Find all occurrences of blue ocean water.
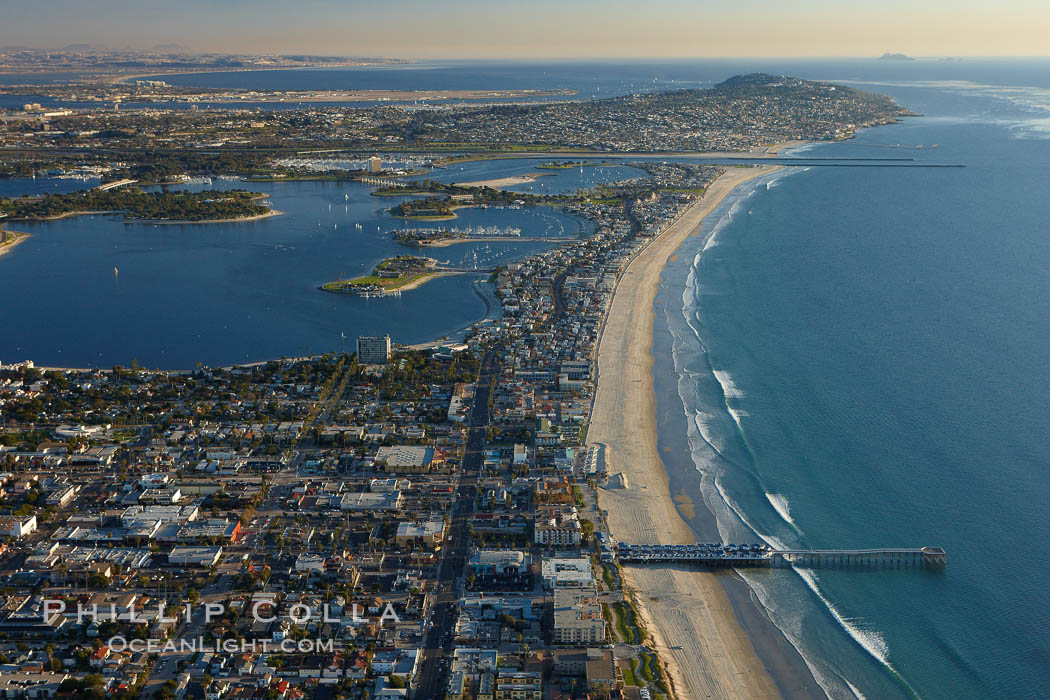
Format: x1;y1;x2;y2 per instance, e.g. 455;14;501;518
656;66;1050;697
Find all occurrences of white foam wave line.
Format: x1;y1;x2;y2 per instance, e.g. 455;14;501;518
737;567;853;700
669;166;908;698
701;198;738;251
711;368;745;399
736;570;840;699
765;492;800;531
695;174;770;253
672;304;868;700
727;406;748;428
845;680;868;700
690;411;726;461
792;567;909;688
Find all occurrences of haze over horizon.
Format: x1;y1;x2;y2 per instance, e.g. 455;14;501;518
1;0;1048;60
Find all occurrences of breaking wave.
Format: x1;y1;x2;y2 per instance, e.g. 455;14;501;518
662;165;912;698
765;492;800;531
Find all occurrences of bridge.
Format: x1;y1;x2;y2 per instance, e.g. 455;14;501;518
614;542;946;570
95;178;138;191
356;176;408;188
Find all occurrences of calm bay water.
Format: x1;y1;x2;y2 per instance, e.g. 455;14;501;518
0;161;627;368
4;59;1050;697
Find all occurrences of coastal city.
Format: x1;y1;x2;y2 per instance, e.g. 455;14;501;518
0;21;998;700
0;153;731;699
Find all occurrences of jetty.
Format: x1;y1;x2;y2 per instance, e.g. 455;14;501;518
614;542;946;570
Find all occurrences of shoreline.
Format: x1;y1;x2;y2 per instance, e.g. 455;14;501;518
591;165;802;699
134;209;283;225
7;208;282;224
321;270;461;295
0;229;31;258
101;61;407;85
434;143;820;166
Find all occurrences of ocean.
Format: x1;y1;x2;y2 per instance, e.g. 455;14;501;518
652;63;1050;698
5;58;1050;697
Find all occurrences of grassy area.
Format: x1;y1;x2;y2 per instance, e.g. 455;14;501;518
623;658;641;686
321;271;438;293
639;652;656;683
110;428;141;443
613;602;635;644
602;563;616;590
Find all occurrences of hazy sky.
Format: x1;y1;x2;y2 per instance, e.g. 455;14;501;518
2;0;1048;59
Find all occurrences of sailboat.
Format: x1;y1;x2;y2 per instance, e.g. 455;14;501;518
113;267;118;278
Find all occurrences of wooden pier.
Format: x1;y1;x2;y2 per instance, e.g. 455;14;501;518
770;547;947;569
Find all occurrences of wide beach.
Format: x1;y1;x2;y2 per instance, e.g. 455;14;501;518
592;165;799;699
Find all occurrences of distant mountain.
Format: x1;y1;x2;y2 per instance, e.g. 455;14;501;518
715;73;791;88
879;53;915;61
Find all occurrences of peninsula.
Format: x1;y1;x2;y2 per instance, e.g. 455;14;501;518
320;255;455;296
0;226;30;258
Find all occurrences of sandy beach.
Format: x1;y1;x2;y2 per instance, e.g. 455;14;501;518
592;166;782;699
453;173;552;189
141;209;284;225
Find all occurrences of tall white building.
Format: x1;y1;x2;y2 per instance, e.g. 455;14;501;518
357;335;391;364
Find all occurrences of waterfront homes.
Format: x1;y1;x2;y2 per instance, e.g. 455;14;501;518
534;507;582;547
541;557;594;589
551;588;606;645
